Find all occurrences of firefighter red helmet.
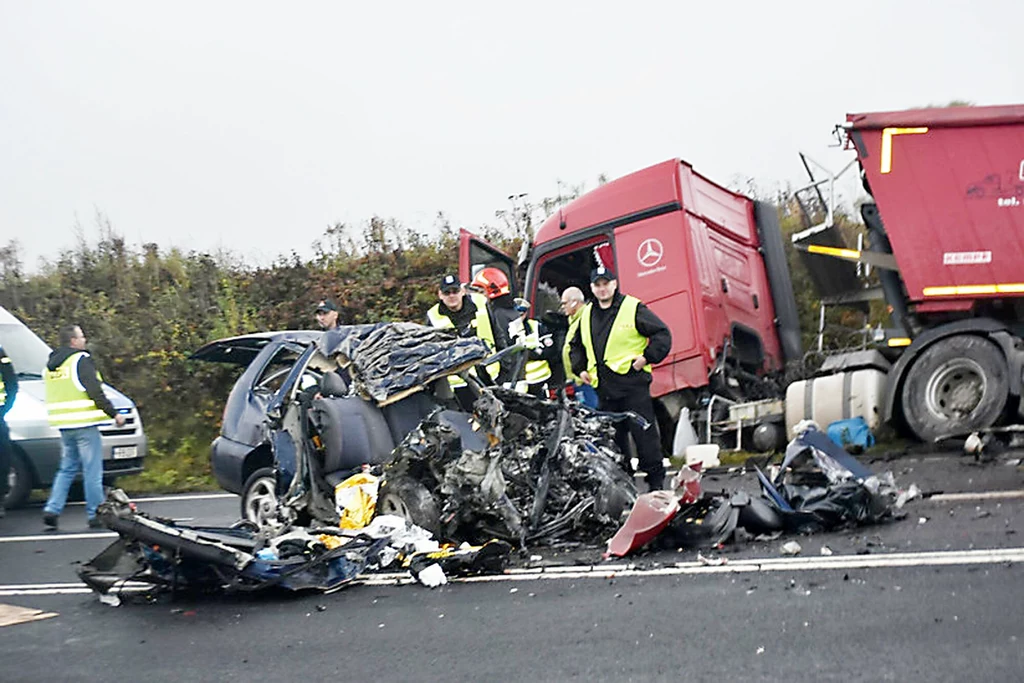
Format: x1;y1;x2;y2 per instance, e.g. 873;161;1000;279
471;267;511;299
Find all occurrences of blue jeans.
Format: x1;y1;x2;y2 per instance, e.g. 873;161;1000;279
44;426;104;519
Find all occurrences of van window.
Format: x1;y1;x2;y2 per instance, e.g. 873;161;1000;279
0;320;52;378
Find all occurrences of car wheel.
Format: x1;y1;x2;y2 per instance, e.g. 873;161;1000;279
240;467;278;528
377;476;440;537
901;335;1009;442
4;451;32;509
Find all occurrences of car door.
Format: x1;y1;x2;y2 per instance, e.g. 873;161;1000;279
190;333;319;448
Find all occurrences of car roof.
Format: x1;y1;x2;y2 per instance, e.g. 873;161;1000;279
189;330;322;365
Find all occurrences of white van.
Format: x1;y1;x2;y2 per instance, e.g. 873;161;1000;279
1;307;147;507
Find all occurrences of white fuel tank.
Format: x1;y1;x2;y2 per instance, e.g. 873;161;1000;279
785;368;888;437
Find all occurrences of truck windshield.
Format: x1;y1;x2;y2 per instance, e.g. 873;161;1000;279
0;321;53;378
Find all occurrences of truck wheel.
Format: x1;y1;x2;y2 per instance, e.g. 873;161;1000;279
4;451;33;509
240;467;278;528
901;336;1008;442
377;476;440;537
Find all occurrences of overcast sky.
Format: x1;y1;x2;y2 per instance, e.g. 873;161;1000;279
1;1;1021;270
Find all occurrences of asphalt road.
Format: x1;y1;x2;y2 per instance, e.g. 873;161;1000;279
1;450;1022;682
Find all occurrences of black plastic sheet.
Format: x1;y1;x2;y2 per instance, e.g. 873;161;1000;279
326;323;490;402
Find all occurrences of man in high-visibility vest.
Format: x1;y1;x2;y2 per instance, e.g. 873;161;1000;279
0;344;18;517
558;286;598;408
42;325;125;530
425;274;498;408
513;305;553;397
568;267;672;490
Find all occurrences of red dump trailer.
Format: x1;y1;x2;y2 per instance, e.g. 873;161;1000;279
806;104;1024;442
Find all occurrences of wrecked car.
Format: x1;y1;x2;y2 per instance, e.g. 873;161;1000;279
380;386;638;546
79;322;642;600
263;322;639;548
79;490;514;600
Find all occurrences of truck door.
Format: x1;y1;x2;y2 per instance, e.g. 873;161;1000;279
613;212;707;394
458;229;517;296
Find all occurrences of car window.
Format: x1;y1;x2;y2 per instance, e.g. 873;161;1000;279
254;347;304;394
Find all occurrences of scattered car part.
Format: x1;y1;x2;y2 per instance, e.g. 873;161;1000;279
606;491;679;557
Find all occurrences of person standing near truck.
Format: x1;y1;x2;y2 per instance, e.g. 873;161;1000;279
558;286;599;408
470;267;522;386
569;267;672;490
426;273;498;406
513;301;553;396
0;345;18;518
42;325;125;530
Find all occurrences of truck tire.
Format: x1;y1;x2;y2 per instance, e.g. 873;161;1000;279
901;335;1009;442
4;451;33;509
377;476;440;537
240;467;278;528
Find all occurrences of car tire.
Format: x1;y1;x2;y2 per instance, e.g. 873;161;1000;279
901;335;1009;442
377;476;441;537
4;451;33;509
240;467;278;528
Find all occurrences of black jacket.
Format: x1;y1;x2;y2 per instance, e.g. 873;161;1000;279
46;347;118;419
426;295;480;338
0;345;17;417
568;292;672;399
487;294;524;384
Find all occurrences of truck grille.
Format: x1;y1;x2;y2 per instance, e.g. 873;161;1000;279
100;413;140;437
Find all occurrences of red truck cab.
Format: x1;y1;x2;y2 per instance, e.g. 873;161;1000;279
461;159;801;444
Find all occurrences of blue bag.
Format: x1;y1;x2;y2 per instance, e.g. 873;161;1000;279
826;417;875;452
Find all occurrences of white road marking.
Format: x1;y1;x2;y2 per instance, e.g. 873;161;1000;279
0;532;117;543
61;493;236;507
928;490;1024;503
1;547;1020;596
364;547;1024;585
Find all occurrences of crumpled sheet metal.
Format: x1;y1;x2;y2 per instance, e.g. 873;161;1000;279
327;323;490;403
387;389;637;547
77;492;512;601
78;493;381;598
757;426;904;532
606;491;679;557
609;425;913;556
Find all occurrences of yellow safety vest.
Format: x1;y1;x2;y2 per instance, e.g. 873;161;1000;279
579;295;651;390
562;307;584;384
426;293;499;385
523;319;552;386
44;352;112;428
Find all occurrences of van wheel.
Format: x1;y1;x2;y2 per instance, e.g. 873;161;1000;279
240;468;278;528
901;335;1009;442
377;476;440;537
4;452;32;509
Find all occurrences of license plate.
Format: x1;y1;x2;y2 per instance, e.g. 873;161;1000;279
112;446;138;460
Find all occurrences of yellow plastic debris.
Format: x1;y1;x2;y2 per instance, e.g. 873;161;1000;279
334;472;380;530
317;534;346;550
